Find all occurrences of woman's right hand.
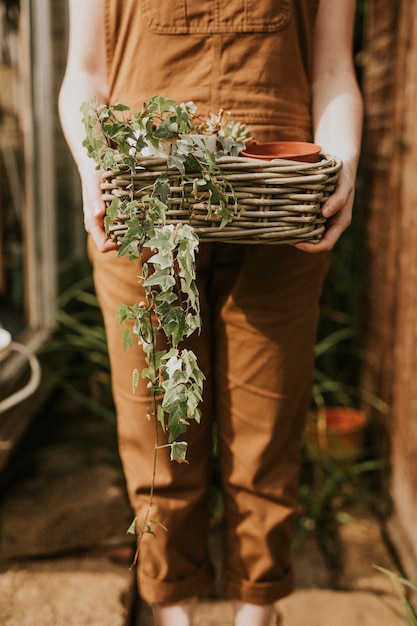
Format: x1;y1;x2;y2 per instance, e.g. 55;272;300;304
58;0;112;252
81;170;119;252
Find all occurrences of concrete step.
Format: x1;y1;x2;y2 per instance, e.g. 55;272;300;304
0;392;409;626
0;557;134;626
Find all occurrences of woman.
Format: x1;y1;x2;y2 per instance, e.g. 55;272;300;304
59;2;362;624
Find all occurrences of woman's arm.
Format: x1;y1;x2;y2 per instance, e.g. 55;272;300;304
296;0;363;253
59;0;117;252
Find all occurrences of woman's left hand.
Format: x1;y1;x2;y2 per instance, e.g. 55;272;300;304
295;164;355;253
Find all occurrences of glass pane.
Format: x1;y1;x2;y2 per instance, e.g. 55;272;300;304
0;0;25;335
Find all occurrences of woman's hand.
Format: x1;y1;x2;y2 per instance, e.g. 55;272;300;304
81;170;119;252
295;163;355;253
58;0;112;252
297;0;363;254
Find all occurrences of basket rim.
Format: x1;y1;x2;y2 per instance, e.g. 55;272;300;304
100;153;342;179
101;152;342;245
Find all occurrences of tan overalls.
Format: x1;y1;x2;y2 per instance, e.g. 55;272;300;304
90;0;329;606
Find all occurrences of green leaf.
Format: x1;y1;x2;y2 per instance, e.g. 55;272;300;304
375;566;417;624
143;271;176;291
170;441;188;463
160;308;187;346
163;353;182;377
152;290;177;306
182;349;205;385
154;175;171;205
145;226;176;253
126;518;137;535
144;524;157;538
132;368;139;393
149;251;174;271
168;153;187;175
111;102;131;112
162;382;187;409
157;404;166;431
154;122;177;139
148;95;178;114
375;566;417;594
167;413;188;443
149;519;168;532
121;327;133;350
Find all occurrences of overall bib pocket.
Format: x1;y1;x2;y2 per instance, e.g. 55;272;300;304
141;0;291;34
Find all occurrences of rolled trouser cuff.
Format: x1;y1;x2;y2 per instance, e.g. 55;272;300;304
138;560;216;605
222;566;294;605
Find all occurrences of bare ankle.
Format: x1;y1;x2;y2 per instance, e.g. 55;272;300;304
152;596;198;626
233;600;274;626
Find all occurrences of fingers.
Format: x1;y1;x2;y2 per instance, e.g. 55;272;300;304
296;166;355;254
81;170;119;253
295;214;348;253
87;218;120;252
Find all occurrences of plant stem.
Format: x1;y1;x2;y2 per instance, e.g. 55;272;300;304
131;289;162;567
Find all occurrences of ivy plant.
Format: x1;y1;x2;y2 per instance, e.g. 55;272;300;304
81;96;251;557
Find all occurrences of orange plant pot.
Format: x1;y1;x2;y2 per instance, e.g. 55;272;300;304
241;141;322;163
306;407;368;460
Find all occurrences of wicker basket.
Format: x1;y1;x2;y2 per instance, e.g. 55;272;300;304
101;153;342;245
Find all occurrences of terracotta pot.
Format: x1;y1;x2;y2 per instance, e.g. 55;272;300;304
241;141;322;163
306;407;368;460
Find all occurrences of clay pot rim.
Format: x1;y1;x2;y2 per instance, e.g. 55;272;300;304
241;141;322;163
317;407;368;433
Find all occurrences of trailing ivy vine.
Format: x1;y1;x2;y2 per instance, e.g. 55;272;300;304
81;96;251;557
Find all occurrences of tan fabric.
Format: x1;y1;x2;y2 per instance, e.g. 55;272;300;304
105;0;319;141
89;239;329;605
94;0;328;606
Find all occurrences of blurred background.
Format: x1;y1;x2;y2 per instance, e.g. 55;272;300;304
1;1;417;622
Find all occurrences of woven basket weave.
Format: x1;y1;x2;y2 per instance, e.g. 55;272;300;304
101;153;342;245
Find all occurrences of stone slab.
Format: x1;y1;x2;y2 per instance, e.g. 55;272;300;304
138;589;405;626
386;513;417;608
0;461;134;560
292;534;332;589
0;557;134;626
276;589;404;626
336;508;402;595
194;600;234;625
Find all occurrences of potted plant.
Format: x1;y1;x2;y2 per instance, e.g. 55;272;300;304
306;317;389;462
82;96;253;553
306;405;368;461
81;95;341;555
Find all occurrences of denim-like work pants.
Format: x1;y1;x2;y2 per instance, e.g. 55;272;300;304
89;237;328;605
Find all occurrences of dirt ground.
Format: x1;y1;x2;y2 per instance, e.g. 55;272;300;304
0;390;409;625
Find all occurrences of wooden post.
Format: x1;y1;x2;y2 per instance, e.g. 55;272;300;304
362;0;417;573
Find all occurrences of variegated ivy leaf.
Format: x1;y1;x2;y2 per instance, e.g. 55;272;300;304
170;441;188;463
132;368;139;393
126;518;137;535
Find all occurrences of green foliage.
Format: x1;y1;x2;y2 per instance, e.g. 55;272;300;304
312;166;388;416
81;100;136;171
115;218;204;454
375;566;417;625
81;95;253;466
313;322;388;414
82;96;247;228
297;445;388;570
81;96;249;162
39;275;115;424
81;96;252;553
302;180;390;570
